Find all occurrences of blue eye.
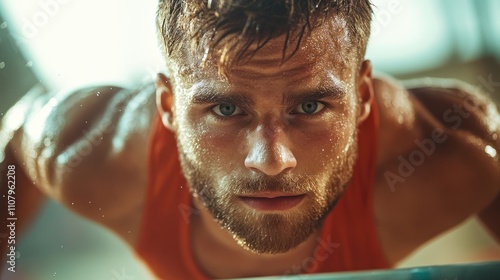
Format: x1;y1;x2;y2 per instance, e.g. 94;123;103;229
212;103;242;116
296;101;324;114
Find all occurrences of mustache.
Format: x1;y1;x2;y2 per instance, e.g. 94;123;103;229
231;173;317;195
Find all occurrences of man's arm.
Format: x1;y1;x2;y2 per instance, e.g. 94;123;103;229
479;194;500;244
1;134;46;268
407;80;500;241
373;78;500;264
1;83;156;246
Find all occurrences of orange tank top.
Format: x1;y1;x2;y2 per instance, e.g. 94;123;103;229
135;98;391;279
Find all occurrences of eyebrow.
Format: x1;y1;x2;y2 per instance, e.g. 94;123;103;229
284;86;347;105
190;85;346;106
191;90;254;107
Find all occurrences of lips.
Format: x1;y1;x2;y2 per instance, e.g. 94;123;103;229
239;193;306;211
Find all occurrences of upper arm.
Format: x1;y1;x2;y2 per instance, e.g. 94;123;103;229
373;78;500;263
408;80;500;193
8;83;157;244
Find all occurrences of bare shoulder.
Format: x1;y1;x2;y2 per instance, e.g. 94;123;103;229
8;82;157;246
372;76;500;264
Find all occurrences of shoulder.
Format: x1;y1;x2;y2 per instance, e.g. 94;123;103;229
19;82;157;245
403;78;500;189
374;76;499;183
372;76;500;264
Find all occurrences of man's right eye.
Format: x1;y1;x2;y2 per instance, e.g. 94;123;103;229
212;103;243;117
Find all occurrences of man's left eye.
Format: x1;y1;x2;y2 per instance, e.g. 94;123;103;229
295;101;325;114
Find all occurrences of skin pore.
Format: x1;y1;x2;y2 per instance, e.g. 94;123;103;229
156;18;375;277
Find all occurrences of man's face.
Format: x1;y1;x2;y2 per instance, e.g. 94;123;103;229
168;19;362;254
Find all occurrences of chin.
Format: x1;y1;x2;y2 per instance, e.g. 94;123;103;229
215;195;339;255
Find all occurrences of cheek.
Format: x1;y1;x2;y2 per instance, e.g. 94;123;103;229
174;108;207;162
178;114;242;169
293;112;357;170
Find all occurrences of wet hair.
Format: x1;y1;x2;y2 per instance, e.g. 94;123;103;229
157;0;372;76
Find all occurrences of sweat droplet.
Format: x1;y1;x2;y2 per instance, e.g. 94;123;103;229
26;61;33;67
493;133;498;141
0;62;5;69
485;145;497;158
0;22;7;29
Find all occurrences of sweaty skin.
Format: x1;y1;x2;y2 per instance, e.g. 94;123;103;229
1;17;499;279
173;22;361;257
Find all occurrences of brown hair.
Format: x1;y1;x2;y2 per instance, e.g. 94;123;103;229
157;0;372;76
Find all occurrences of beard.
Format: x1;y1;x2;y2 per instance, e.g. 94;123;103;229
176;130;358;254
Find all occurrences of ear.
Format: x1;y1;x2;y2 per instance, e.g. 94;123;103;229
356;60;374;124
155;73;176;131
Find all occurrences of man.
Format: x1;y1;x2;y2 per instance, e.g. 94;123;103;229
1;0;499;279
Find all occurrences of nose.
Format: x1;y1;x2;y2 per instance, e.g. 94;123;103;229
244;124;297;176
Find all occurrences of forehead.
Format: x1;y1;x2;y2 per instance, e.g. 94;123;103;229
174;18;357;94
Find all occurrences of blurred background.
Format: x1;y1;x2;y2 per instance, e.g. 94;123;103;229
0;0;499;279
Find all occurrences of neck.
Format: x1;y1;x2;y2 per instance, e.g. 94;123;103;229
190;198;322;278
